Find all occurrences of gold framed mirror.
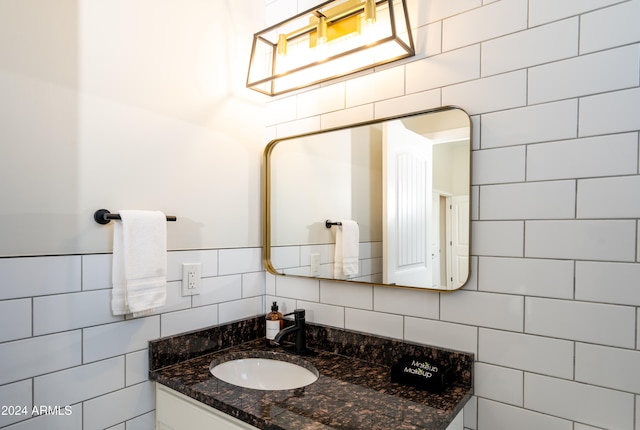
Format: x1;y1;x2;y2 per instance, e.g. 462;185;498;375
263;106;471;291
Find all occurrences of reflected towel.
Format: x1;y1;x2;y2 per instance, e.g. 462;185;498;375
334;220;359;278
111;210;167;317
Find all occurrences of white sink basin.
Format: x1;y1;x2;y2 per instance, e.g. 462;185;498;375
210;353;318;390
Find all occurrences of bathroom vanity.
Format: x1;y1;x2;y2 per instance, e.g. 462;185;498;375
149;317;473;430
156;384;463;430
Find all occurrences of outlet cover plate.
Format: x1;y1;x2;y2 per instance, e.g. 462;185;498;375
181;263;201;296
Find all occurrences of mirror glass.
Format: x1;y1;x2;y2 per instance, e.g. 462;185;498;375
263;107;471;290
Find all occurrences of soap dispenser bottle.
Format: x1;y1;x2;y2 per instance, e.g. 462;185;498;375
265;301;284;347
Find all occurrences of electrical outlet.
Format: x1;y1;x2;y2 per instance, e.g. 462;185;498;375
181;263;201;296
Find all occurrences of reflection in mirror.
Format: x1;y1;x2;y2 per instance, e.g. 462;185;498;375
263;107;471;290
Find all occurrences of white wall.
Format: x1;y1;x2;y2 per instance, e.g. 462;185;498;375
265;1;640;429
0;0;266;256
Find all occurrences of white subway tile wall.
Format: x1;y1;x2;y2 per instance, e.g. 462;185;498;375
264;1;640;430
0;249;265;429
2;1;639;430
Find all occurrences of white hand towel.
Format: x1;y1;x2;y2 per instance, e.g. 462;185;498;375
334;220;359;279
111;210;167;317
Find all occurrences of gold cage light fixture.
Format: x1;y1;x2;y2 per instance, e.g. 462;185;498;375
247;0;415;96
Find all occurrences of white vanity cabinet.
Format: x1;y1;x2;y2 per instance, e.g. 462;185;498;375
156;384;463;430
446;410;463;430
156;385;259;430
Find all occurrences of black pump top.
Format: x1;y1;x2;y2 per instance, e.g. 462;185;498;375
271;301;278;312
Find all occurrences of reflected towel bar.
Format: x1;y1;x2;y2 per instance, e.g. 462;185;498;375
94;209;177;225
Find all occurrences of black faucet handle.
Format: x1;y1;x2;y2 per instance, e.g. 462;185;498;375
283;309;305;319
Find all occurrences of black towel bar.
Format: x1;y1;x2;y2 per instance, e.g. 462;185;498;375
325;219;342;228
94;209;177;225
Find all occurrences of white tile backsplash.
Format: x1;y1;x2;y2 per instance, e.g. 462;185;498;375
580;0;640;53
11;404;82;430
320;280;373;310
480;100;578;149
443;70;527;115
4;405;83;430
160;304;218;337
0;299;31;342
167;249;218;279
404;317;478;354
411;21;443;58
275;115;321;138
526;133;638;181
83;316;160;363
478;257;574;299
637;224;640;264
296;82;345;119
125;349;149;386
411;0;482;26
479;329;574;378
82;254;113;290
123;412;155;430
374;88;441;119
373;285;440;319
345;308;404;339
33;289;122;336
346;67;405;108
528;0;629;27
528;44;640;104
242;271;266;298
218;247;262;276
192;274;242;307
576;261;640;305
524;373;634;429
0;255;81;300
474;362;523;406
525;220;636;261
82;382;154;430
34;356;125;408
296;300;345;328
441;290;524;331
0;331;82;385
266;95;297;126
218;296;263;324
0;380;32;428
478;398;572;430
471;221;524;257
574;424;604;430
579;87;640;136
158;280;192;313
472;146;526;185
442;0;528;51
320;103;373;129
274;275;320;302
577;175;640;218
479;181;576;220
525;297;636;348
405;45;480;94
481;18;578;77
575;343;640;394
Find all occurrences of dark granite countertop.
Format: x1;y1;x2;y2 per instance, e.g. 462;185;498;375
149;317;473;430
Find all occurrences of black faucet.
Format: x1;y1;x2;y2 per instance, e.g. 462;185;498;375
273;309;310;355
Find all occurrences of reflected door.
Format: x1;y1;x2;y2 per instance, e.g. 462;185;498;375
382;120;433;287
451;195;469;289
